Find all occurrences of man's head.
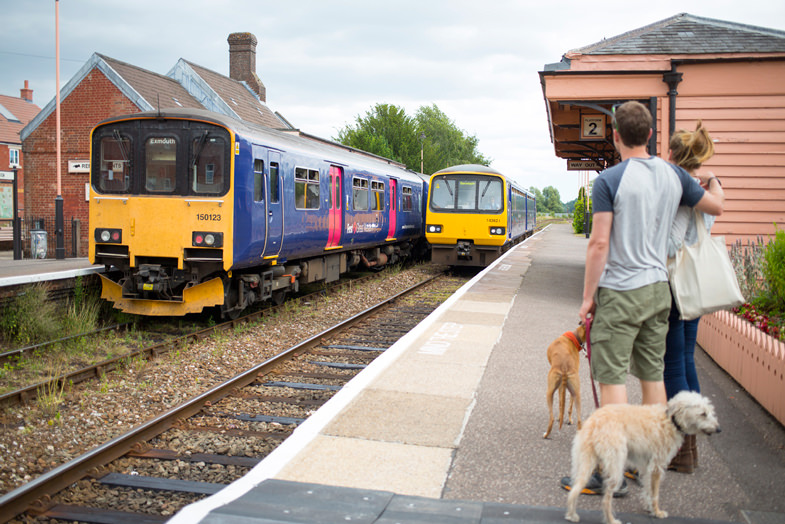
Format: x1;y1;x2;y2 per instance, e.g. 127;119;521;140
612;101;652;148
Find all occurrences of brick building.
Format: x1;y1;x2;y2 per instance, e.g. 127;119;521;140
0;81;40;240
21;32;285;257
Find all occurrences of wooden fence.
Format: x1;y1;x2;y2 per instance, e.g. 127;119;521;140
697;310;785;426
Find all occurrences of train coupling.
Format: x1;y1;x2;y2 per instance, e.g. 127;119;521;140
136;264;170;295
456;240;474;260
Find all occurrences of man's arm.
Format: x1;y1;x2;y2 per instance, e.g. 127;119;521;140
579;211;612;323
693;173;724;216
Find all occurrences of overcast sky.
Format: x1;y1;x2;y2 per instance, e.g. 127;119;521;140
2;0;784;201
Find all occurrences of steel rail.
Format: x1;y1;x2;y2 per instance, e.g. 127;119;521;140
0;274;440;523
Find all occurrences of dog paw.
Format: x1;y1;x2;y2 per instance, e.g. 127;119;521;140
653;510;668;519
564;511;580;522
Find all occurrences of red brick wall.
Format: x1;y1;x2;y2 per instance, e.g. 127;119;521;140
23;68;140;257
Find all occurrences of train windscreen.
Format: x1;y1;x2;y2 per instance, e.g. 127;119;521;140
92;120;231;197
430;174;502;213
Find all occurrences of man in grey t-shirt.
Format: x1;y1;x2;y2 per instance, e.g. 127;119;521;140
579;101;724;407
561;101;724;498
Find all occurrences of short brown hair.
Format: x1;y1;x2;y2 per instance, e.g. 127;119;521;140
669;121;715;171
613;101;652;147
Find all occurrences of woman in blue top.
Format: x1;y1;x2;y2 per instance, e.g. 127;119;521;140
665;120;719;473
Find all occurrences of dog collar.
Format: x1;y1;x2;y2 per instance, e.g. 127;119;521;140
670;415;686;434
563;331;582;349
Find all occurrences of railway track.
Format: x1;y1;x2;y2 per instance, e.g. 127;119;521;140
0;269;422;410
0;271;469;523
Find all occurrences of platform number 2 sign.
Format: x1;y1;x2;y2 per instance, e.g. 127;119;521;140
580;115;605;140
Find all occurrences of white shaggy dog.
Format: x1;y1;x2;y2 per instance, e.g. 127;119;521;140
565;391;721;524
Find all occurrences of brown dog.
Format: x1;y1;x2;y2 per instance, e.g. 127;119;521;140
543;324;585;439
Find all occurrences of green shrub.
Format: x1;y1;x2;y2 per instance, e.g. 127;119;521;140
763;226;785;311
0;283;60;345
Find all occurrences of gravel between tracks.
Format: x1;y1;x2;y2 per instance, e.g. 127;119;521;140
0;264;446;496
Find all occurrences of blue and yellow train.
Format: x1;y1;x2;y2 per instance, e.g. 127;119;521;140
425;164;536;266
89;108;429;317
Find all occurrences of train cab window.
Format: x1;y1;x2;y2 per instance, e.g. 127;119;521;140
371;181;385;211
191;135;226;194
401;186;414;211
430;175;502;213
295;167;320;209
145;137;177;193
97;135;131;193
270;162;280;204
352;177;369;210
253;159;264;202
478;179;503;212
431;178;457;210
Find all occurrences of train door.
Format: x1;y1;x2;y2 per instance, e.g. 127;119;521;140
251;157;268;258
326;165;343;249
263;151;283;257
387;178;397;240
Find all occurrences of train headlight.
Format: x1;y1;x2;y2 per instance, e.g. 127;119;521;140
94;228;122;243
489;227;506;235
192;231;223;248
427;224;443;233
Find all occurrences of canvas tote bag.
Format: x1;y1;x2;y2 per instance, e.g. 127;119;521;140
669;210;744;320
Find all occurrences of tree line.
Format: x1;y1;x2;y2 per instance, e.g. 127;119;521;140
334;103;589;228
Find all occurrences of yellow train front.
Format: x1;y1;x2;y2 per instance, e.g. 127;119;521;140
425;164;536;266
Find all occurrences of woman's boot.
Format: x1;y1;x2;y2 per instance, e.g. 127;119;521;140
668;435;695;473
689;434;698;468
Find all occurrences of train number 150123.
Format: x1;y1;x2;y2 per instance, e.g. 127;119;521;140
197;213;221;221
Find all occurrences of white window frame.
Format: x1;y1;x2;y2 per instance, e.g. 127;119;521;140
9;148;20;168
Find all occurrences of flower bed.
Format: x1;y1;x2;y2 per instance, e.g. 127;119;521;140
697;310;785;426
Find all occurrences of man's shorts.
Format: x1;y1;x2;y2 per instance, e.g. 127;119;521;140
589;282;671;384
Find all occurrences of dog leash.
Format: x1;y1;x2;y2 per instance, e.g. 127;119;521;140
584;315;600;409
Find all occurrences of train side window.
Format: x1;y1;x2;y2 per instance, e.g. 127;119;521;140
401;186;413;211
191;136;226;194
145;136;177;193
295;167;320;209
371;180;385;211
97;135;132;193
352;177;369;210
270;162;280;204
253;159;264;202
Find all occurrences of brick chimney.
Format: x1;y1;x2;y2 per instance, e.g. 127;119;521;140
20;80;33;102
228;32;266;102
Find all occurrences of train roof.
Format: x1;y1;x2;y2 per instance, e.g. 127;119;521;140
94;108;427;185
432;164;503;176
431;164;533;197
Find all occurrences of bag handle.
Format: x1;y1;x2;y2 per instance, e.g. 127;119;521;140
693;209;708;243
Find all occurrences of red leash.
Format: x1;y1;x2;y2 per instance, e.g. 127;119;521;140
584;315;600;408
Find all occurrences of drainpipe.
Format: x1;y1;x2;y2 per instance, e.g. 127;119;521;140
662;63;683;140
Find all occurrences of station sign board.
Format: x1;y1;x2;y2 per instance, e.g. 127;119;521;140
580;114;605;140
567;160;602;171
0;170;14;181
68;160;90;173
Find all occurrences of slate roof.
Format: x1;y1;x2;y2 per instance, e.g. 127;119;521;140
98;54;204;111
0;94;40;145
575;13;785;55
176;60;284;128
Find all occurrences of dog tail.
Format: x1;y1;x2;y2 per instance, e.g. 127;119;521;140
558;377;567;429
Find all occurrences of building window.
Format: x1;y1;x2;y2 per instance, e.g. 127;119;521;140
9;148;19;168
